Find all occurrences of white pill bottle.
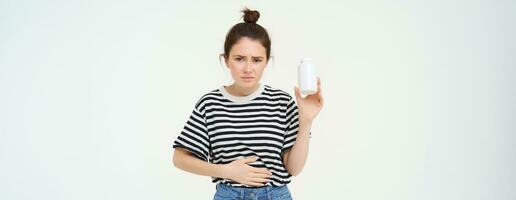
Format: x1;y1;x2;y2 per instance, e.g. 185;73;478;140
298;57;317;96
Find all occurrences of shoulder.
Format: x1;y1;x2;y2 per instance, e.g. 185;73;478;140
193;88;226;110
263;85;294;102
263;85;298;111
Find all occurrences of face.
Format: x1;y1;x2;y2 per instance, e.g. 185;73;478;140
224;37;268;89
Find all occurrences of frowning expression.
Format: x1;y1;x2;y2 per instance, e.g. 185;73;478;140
224;37;268;89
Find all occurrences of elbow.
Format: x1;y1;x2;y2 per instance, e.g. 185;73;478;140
286;166;303;177
172;149;181;168
172;148;193;169
289;169;302;177
284;157;303;176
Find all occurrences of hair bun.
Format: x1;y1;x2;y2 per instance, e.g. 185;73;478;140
242;8;260;23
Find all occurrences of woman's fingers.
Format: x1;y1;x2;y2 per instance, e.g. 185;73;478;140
315;77;322;95
251;167;272;175
316;77;324;105
252;171;273;179
240;156;259;163
252;177;270;184
244;175;270;186
318;86;324;106
240;168;272;187
245;181;265;187
244;177;270;187
319;90;324;106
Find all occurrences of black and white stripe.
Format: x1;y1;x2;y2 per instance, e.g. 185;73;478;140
172;84;309;187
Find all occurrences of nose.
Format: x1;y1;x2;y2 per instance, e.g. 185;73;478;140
243;60;253;73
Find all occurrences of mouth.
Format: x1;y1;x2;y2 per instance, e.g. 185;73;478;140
241;77;255;81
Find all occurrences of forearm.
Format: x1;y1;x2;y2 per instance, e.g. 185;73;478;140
284;118;312;176
173;149;227;179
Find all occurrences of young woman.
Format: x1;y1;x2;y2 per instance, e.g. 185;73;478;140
172;8;324;200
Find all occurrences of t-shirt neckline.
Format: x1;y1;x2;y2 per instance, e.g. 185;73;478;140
219;83;265;103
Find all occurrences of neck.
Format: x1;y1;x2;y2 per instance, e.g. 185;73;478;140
226;83;260;96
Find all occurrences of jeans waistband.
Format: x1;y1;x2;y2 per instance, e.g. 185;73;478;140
215;182;290;197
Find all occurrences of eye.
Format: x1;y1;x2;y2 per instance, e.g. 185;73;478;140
253;59;262;63
234;57;244;62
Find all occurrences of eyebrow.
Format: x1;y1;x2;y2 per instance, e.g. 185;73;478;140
232;55;265;59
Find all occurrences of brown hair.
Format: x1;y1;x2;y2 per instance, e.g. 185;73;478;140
222;8;271;61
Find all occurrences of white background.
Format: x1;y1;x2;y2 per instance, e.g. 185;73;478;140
1;0;515;199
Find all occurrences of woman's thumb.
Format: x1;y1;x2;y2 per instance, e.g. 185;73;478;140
242;156;258;163
294;86;302;101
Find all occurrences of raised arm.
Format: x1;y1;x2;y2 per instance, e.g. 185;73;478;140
283;77;324;176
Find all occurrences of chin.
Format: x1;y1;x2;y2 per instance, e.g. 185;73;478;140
238;81;258;88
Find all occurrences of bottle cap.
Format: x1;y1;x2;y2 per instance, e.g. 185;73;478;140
301;57;312;63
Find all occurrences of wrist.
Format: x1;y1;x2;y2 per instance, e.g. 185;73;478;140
298;118;313;136
299;117;313;127
299;115;314;123
212;163;230;179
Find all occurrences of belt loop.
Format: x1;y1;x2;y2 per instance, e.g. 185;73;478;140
267;185;272;200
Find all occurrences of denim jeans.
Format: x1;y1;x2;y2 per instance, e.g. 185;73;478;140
213;183;293;200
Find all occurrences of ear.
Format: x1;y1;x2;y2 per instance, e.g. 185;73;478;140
266;56;274;68
219;54;229;68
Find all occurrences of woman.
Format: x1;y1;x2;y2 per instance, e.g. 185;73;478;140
172;8;324;200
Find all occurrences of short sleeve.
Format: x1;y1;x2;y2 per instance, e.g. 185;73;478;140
282;98;311;153
172;103;211;162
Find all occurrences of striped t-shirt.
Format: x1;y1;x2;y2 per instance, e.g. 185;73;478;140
172;83;310;187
